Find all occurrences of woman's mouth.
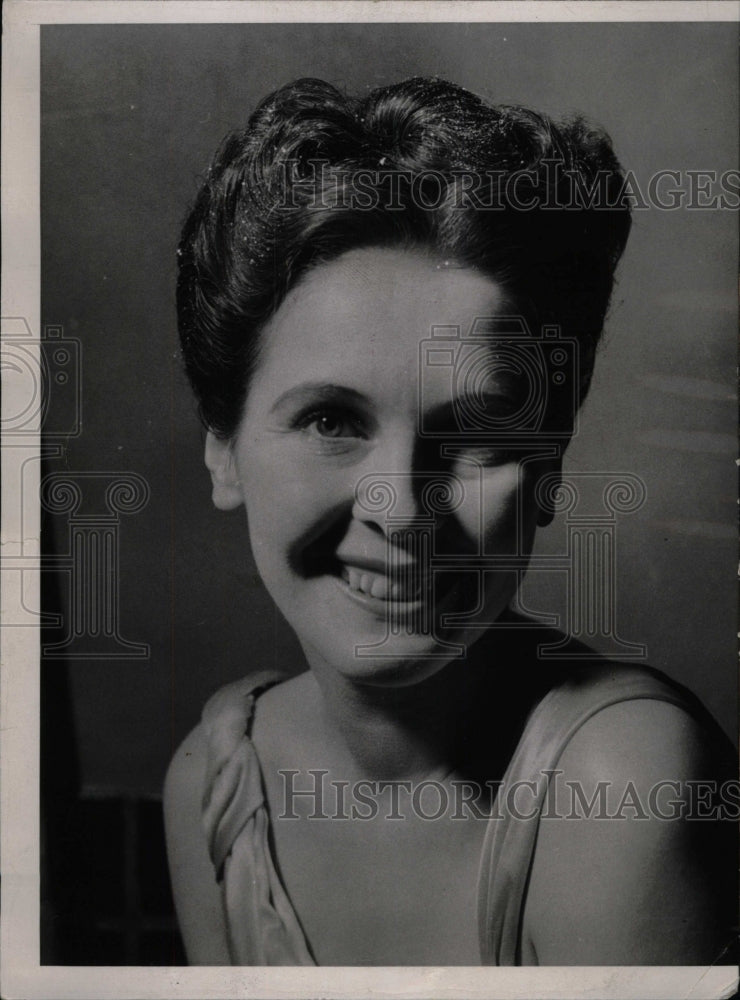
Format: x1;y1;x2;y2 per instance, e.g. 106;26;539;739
330;558;462;629
340;564;428;601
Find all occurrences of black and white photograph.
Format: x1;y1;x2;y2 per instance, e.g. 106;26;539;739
1;2;738;998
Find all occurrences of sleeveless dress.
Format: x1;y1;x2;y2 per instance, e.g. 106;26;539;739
199;662;724;966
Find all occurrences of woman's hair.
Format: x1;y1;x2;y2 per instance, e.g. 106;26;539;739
177;77;631;439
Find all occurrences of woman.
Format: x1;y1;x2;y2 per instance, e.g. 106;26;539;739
164;77;735;966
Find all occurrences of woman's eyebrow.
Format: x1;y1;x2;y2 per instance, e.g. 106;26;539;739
269;382;370;414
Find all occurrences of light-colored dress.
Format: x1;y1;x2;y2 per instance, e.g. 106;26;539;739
200;663;718;965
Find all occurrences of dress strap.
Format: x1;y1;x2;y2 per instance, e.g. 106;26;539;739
476;664;710;965
200;670;316;965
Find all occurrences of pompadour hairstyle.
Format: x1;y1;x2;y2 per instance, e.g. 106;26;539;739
177;77;631;439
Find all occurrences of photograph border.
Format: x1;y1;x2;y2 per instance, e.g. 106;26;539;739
2;2;738;998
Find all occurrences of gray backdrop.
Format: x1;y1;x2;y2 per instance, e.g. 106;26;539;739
41;22;737;797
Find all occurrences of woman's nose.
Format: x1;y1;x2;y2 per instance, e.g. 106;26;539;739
350;437;459;535
349;434;418;533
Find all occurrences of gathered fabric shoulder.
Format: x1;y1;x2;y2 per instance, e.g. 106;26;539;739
200;670;316;965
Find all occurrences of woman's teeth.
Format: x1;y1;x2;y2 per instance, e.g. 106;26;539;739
341;565;422;601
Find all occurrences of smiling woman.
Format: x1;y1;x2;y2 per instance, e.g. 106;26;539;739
205;248;538;685
163;77;735;967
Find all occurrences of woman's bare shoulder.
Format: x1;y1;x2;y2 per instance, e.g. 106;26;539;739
163;723;231;964
522;695;736;964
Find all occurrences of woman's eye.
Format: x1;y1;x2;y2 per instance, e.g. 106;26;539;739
298;409;363;441
311;413;352;438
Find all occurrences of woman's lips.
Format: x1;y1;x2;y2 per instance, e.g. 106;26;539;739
340;564;428;601
333;573;428;623
332;563;462;634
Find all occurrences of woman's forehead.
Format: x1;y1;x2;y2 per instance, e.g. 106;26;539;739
243;247;516;414
267;246;506;346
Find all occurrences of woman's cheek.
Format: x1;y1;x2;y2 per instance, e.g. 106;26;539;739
240;440;320;513
461;466;521;555
450;477;483;550
246;461;351;568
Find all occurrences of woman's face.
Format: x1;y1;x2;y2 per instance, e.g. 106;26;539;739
208;247;553;687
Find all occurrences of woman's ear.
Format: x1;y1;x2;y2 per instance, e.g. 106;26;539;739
204;431;244;511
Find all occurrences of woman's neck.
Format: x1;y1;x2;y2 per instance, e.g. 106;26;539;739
298;646;496;783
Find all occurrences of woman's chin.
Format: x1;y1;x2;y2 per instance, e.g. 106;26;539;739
302;638;466;689
288;572;511;689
